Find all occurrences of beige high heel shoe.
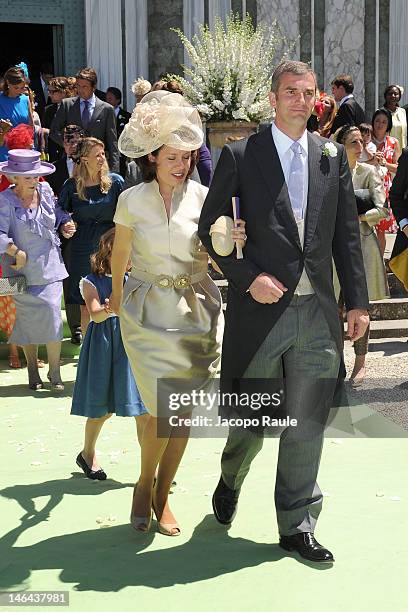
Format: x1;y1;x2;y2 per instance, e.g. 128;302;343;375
152;499;181;537
130;486;152;533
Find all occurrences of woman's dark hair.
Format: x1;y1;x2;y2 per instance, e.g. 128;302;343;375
3;67;26;94
334;124;360;145
383;84;402;103
136;147;199;182
372;108;392;134
90;227;116;276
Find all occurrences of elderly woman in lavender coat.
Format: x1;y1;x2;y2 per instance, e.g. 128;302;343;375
0;149;75;390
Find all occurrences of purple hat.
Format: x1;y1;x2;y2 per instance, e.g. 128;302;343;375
0;149;55;176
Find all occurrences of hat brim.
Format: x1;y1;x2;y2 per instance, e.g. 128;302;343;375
0;160;56;177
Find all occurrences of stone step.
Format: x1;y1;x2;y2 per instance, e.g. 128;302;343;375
370;298;408;321
368;320;408;339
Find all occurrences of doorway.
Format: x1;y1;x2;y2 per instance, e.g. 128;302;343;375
0;22;64;80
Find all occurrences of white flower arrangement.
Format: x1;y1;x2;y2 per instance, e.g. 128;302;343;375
322;142;338;158
171;13;293;123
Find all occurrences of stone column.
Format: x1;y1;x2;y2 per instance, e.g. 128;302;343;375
324;0;365;108
148;0;184;82
257;0;300;63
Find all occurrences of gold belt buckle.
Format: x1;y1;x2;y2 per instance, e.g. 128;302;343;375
155;274;173;288
174;273;191;289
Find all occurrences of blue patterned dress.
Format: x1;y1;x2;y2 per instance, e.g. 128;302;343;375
71;273;147;417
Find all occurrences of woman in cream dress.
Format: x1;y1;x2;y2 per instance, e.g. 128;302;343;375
335;125;389;386
110;92;227;536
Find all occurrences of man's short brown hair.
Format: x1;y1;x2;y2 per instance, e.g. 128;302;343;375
331;74;354;94
76;67;97;88
271;60;317;93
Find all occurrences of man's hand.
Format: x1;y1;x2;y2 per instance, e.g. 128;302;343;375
10;250;27;271
346;309;369;341
403;226;408;239
248;273;288;304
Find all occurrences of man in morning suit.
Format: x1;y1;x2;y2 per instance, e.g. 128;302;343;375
30;61;54;124
49;67;119;172
198;61;369;563
329;73;365;135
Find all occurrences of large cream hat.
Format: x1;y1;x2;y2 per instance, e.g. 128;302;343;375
118;91;204;158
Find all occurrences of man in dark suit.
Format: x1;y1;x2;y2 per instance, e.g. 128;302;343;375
30;61;54;124
329;74;365;135
49;67;119;172
48;125;85;345
43;77;72;161
198;60;369;563
105;86;131;176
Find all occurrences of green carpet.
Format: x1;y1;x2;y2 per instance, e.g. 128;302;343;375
1;359;407;612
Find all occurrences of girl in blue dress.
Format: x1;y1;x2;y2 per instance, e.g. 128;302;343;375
71;228;148;480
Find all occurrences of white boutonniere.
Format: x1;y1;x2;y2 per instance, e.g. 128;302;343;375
322;142;338;158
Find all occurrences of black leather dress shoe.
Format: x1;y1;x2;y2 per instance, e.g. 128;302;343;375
212;476;240;524
71;330;83;345
279;532;334;563
76;452;107;480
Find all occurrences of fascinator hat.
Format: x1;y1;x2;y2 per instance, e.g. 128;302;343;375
118;91;204;158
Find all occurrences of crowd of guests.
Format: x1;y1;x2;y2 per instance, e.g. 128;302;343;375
0;63;406;385
306;72;408;384
0;62;214;369
1;59;408;545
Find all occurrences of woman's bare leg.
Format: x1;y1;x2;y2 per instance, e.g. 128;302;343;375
153;414;191;532
131;415;170;524
135;413;150;447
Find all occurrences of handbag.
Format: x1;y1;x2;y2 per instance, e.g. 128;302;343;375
0;275;27;296
354;189;389;225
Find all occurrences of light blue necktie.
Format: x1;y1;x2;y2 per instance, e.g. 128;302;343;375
82;100;91;129
288;141;305;220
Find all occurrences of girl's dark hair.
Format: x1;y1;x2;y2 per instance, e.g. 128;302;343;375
136;147;199;182
335;124;361;145
90;227;115;276
358;123;373;136
372;108;393;133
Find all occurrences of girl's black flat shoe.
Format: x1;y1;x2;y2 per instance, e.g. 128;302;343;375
76;452;107;480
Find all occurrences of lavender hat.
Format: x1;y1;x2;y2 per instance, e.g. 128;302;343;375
0;149;55;176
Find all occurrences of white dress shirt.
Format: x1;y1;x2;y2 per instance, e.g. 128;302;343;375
66;157;74;177
271;122;314;295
